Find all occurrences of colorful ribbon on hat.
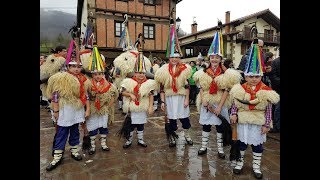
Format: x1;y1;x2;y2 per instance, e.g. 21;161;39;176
208;31;223;57
166;23;179;58
118;25;133;51
88;46;105;72
66;40;74;65
245;44;265;75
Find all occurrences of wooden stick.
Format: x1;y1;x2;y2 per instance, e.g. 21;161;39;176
231;123;237;141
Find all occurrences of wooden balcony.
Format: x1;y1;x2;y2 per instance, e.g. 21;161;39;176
236;28;280;45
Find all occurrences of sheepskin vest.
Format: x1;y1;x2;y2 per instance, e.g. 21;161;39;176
193;68;242;111
46;72;91;110
121;78;158;113
154;63;192;97
89;80;118;115
229;82;280;125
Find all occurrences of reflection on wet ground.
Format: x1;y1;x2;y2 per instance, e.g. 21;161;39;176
40;105;280;179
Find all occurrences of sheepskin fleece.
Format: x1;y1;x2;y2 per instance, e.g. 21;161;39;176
121;78;158;113
193;69;241;112
152;64;160;74
229;84;280;125
40;54;66;98
113;76;125;90
79;50;92;72
113;50;152;76
215;69;242;90
40;54;66;81
154;63;192;96
46;72;84;110
89;83;118;124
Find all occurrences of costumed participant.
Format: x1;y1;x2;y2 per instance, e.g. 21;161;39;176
154;17;193;147
193;21;242;157
151;57;162;111
45;42;91;171
40;46;67;108
86;46;118;155
113;14;153;111
120;35;158;148
229;38;280;179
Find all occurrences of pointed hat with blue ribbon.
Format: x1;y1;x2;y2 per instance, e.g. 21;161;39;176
208;21;224;58
244;38;265;76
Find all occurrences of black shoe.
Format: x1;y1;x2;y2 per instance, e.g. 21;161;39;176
123;142;132;149
102;146;110;151
253;170;263;179
89;149;96;155
169;142;176;147
46;159;62;171
137;142;147;147
198;148;207;155
233;168;242;174
218;152;226;159
71;153;82;161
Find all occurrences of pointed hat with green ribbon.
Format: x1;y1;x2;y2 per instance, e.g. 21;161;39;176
88;45;105;73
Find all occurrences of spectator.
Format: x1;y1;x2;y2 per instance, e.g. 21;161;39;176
269;55;280;133
188;61;197;105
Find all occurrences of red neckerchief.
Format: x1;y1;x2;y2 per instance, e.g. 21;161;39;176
168;63;187;93
242;81;272;110
91;78;112;110
132;76;148;105
68;71;87;105
205;66;222;94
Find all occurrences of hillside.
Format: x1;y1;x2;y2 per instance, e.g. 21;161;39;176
40;8;76;41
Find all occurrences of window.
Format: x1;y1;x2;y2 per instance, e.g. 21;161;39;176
264;29;274;42
117;0;128;2
185;48;194;57
143;24;155;39
144;0;155;5
115;21;125;37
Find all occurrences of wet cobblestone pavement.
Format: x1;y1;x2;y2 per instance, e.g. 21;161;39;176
40;105;280;180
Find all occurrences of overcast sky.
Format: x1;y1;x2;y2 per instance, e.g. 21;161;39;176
40;0;280;33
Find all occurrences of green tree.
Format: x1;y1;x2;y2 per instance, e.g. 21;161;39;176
56;33;64;45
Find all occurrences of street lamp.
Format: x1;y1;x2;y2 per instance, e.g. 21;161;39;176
176;17;181;33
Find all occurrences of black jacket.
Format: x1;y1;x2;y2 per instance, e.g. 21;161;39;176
237;48;251;71
269;57;280;94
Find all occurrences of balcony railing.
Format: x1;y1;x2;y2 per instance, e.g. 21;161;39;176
236;29;280;44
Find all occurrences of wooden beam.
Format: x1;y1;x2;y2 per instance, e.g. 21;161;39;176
95;12;170;25
94;7;170;20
